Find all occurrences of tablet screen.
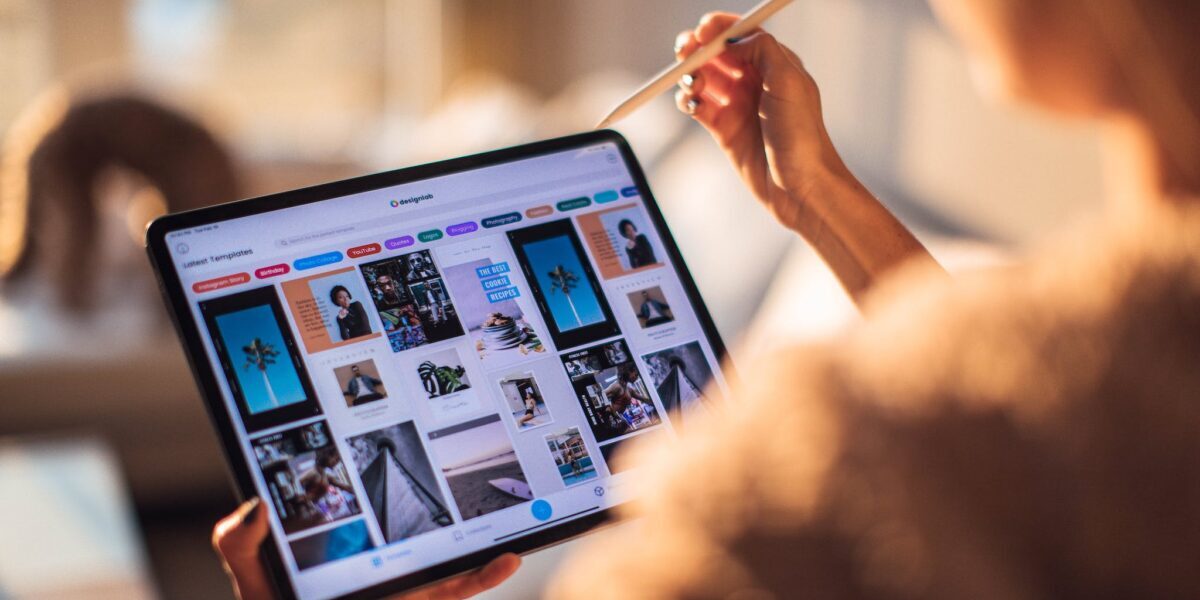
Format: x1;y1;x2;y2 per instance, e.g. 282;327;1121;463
158;138;728;599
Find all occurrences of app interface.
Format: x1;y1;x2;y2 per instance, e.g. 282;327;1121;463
166;142;727;599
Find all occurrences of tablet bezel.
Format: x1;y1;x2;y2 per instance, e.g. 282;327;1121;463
146;130;729;599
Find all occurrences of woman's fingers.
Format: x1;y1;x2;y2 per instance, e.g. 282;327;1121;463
675;88;721;129
695;11;763;46
674;30;698;59
678;61;761;134
212;503;517;600
721;32;805;91
213;498;273;600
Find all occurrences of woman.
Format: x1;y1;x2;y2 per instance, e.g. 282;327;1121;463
330;285;371;340
618;218;657;268
547;2;1200;598
216;0;1200;597
518;387;540;426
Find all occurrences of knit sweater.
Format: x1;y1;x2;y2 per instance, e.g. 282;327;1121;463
549;206;1200;599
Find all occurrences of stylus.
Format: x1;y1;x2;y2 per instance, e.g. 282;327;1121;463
594;0;794;130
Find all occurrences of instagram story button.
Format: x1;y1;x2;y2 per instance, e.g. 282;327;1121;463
254;263;290;279
385;235;414;250
347;242;382;259
192;272;250;294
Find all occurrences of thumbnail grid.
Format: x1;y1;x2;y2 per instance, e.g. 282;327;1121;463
197;201;719;574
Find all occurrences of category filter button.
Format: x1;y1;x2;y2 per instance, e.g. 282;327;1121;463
385;235;415;250
347;243;382;258
446;222;479;236
482;212;522;228
525;205;553;218
556;197;591;212
193;272;250;293
293;251;343;271
254;264;290;279
593;190;619;204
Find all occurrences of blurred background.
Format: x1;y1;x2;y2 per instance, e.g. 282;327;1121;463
0;0;1105;597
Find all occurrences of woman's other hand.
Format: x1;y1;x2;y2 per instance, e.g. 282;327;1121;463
213;498;521;600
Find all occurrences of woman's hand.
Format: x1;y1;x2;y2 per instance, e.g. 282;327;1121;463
674;12;942;304
674;12;852;231
213;499;521;600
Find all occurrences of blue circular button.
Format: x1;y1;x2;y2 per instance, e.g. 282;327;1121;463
531;499;552;521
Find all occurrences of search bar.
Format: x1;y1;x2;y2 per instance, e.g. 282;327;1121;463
275;167;626;248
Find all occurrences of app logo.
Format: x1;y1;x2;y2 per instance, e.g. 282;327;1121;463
389;199;400;207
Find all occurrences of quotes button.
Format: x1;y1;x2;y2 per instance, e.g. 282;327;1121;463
385;235;415;250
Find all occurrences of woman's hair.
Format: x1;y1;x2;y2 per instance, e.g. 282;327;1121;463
329;285;351;304
301;471;327;495
1081;1;1200;193
618;219;636;235
620;365;640;382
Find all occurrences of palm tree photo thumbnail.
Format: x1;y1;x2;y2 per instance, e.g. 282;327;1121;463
243;337;281;408
547;265;582;328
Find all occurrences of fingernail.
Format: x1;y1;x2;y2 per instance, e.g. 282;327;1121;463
241;497;261;524
680;73;695;90
685;98;700;115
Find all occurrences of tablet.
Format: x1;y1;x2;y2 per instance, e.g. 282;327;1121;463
146;130;729;599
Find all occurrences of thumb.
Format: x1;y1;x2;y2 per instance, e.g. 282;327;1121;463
213;497;274;600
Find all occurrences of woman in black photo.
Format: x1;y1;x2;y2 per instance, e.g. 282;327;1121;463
618;218;656;268
330;285;371;340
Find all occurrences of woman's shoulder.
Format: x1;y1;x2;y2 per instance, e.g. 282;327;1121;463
549;210;1200;598
841;206;1200;417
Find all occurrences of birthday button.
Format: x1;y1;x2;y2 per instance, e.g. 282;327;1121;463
254;264;290;279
